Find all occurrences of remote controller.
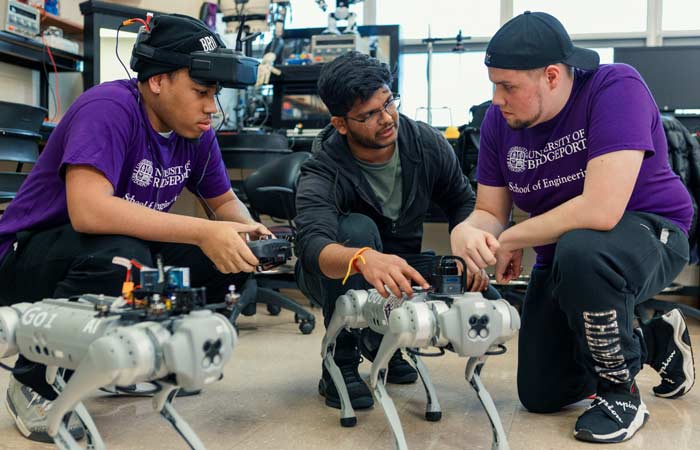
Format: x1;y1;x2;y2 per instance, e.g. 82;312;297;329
248;237;292;267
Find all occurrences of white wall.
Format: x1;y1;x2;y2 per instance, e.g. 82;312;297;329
0;63;39;106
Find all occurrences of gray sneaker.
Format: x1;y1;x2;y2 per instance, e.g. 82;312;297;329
5;377;85;443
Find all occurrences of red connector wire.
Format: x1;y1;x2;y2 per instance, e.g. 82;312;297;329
121;15;151;31
40;35;61;122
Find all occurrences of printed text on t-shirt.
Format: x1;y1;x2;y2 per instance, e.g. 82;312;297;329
506;128;587;173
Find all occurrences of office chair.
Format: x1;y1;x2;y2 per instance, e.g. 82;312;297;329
230;151;316;334
0;101;46;203
219;131;291;203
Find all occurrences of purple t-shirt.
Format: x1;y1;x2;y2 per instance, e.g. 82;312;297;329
0;79;231;258
478;64;693;265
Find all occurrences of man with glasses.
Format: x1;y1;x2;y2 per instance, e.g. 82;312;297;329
295;51;490;410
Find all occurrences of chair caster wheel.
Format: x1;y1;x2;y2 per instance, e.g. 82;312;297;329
299;320;314;334
425;411;442;422
266;303;281;316
241;302;257;317
340;416;357;427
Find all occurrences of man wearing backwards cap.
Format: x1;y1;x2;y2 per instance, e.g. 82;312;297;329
451;11;695;443
0;14;269;442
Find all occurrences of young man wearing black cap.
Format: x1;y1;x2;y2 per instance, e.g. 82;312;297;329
451;11;695;443
0;14;269;442
294;51;497;410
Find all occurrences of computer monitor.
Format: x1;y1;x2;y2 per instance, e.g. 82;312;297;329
281;94;329;124
614;46;700;111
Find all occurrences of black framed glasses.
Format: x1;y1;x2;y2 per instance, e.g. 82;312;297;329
345;95;401;124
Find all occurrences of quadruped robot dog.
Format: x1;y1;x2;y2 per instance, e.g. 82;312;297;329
321;256;521;450
0;257;239;450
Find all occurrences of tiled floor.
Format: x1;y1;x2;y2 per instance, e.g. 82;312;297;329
0;296;698;450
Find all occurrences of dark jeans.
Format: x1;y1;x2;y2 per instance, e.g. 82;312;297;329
517;211;689;413
295;213;501;354
0;223;249;399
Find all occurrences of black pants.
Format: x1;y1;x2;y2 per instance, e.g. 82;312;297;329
517;211;689;413
0;223;248;399
295;213;501;353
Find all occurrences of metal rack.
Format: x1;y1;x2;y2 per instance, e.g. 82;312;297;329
0;30;82;110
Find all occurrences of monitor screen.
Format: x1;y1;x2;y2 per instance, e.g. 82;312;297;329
281;94;329;123
614;46;700;111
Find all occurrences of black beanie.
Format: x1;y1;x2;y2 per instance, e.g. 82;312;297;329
132;13;224;82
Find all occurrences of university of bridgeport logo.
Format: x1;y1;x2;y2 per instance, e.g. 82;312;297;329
132;159;154;187
506;146;527;173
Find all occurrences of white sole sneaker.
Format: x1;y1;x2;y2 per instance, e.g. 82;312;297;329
574;400;650;443
655;309;695;398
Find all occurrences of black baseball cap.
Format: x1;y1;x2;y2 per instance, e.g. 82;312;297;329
132;14;224;82
484;11;599;71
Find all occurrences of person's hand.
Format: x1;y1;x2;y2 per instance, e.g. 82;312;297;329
450;221;500;275
466;268;490;292
356;249;430;298
244;222;273;241
494;247;523;284
198;221;263;273
255;52;282;86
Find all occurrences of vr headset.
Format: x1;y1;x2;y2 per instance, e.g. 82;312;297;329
129;20;259;89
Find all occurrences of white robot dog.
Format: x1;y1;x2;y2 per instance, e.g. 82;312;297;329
321;256;521;450
0;259;237;450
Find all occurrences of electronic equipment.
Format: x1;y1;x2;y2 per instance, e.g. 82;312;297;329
248;236;293;269
431;255;467;295
0;0;40;39
311;33;369;63
270;63;330;130
41;34;82;55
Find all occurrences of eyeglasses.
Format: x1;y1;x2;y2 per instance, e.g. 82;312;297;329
345;95;401;124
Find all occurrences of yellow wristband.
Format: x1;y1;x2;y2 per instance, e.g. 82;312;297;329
341;247;371;285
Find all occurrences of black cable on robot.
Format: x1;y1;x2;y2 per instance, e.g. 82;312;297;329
406;347;446;357
485;344;507;356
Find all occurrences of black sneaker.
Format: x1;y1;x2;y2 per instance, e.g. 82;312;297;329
359;329;418;384
574;381;649;443
318;361;373;410
386;350;419;384
647;309;695;398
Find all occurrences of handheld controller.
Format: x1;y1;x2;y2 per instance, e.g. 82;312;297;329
248;236;293;269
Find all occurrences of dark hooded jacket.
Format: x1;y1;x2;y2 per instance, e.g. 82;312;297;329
295;114;476;274
662;114;700;255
